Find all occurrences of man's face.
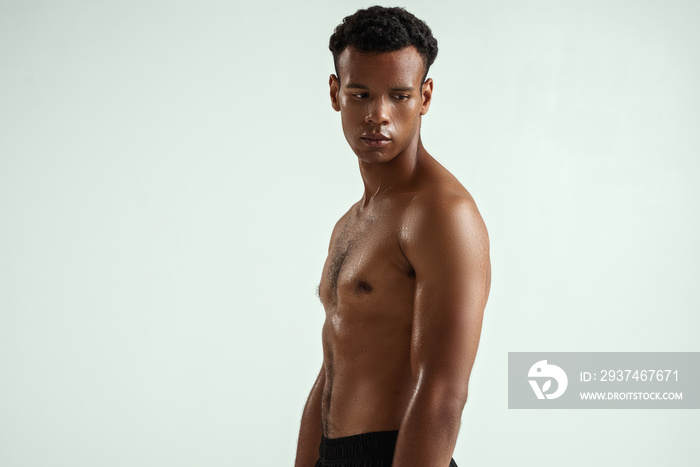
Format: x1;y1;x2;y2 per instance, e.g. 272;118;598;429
329;46;433;164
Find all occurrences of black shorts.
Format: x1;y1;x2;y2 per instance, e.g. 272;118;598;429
315;430;458;466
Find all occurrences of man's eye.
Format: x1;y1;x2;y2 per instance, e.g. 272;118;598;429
393;95;410;100
352;93;369;99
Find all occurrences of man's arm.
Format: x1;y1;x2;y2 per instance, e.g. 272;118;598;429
294;365;325;467
393;195;491;466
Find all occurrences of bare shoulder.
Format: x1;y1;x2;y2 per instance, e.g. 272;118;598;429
400;176;489;258
326;203;358;251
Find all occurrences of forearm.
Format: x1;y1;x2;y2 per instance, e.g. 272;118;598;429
294;367;325;467
392;388;465;467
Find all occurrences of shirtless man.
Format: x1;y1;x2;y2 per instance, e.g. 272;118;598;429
294;7;490;467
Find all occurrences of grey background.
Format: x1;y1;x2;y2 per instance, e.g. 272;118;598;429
509;352;700;408
1;0;699;466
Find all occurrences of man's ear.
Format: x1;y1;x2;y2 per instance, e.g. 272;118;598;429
329;74;341;112
420;78;433;116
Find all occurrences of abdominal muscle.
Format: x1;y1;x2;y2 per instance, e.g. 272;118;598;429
321;300;415;438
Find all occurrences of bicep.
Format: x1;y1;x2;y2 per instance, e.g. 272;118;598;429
404;198;490;393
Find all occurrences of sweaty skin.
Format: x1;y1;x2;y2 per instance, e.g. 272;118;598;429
295;46;490;467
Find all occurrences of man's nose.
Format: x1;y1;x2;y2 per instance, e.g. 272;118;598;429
365;98;390;124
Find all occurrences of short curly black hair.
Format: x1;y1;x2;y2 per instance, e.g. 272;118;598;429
329;6;438;83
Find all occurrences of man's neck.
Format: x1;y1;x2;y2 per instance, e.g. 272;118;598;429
358;136;427;207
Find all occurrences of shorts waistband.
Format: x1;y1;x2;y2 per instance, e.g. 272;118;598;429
318;430;399;463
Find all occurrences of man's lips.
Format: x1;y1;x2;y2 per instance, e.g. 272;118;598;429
360;133;391;147
361;133;391;141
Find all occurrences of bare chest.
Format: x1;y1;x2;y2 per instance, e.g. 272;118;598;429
318;209;415;314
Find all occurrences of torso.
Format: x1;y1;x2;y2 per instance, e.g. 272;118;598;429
318;159;470;438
